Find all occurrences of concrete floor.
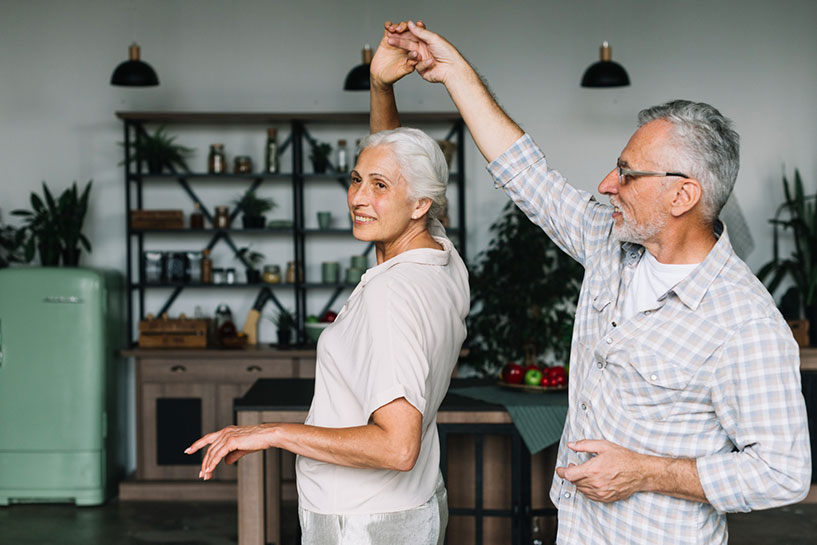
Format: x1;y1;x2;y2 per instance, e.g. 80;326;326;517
1;500;816;545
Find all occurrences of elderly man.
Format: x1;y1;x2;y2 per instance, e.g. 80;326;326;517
370;20;811;545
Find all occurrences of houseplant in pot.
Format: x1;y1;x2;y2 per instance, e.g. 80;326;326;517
269;307;295;348
233;189;277;229
12;180;93;266
308;140;332;174
0;214;28;268
757;169;817;346
236;246;265;284
466;201;583;377
121;125;194;174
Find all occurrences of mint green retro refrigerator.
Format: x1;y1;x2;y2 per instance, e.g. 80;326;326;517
0;267;124;505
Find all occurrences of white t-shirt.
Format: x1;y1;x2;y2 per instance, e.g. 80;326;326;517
619;250;699;322
296;234;469;515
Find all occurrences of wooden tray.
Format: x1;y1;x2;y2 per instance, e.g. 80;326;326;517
498;381;567;394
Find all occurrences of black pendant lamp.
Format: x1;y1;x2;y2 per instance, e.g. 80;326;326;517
581;41;629;88
110;43;159;87
344;44;372;91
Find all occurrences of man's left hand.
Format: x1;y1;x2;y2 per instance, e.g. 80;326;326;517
555;439;648;503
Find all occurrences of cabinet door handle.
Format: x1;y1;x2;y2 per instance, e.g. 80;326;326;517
170;365;187;373
246;365;262;373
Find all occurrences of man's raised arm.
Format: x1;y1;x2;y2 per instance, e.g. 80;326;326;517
387;21;523;162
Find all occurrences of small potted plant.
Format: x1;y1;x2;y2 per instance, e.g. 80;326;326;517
236;246;265;284
233;189;277;229
12;180;93;266
121;125;194;174
309;140;332;174
757;169;817;347
270;307;295;348
0;215;28;268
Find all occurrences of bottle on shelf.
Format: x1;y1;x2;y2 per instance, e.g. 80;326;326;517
353;138;362;167
335;139;349;173
201;249;213;284
214;206;230;229
190;202;204;229
265;128;280;174
208;144;226;174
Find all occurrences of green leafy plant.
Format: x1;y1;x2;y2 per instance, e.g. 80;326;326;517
121;125;194;174
12;181;92;266
0;214;28;268
269;307;295;331
466;201;583;377
232;189;277;217
757;169;817;323
308;140;332;173
236;246;265;269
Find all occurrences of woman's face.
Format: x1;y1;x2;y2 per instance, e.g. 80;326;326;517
347;145;420;245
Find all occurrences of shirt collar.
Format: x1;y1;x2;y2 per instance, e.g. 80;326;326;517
670;221;732;310
360;235;452;285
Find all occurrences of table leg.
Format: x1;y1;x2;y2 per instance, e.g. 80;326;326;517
238;412;265;545
265;448;281;544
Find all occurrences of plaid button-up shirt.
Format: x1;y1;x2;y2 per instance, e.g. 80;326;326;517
487;134;811;545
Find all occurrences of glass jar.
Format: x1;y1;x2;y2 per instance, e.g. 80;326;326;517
234;155;253;174
213;268;226;284
214;206;230;229
190;202;204;229
263;264;281;284
265;128;279;174
208;144;226;174
225;268;236;284
285;261;302;284
335;139;349;172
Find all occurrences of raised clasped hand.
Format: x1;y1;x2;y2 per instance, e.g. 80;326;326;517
185;424;272;481
383;20;462;85
555;439;646;503
369;20;424;88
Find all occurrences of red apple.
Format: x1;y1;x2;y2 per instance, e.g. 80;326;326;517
501;362;525;384
321;310;338;323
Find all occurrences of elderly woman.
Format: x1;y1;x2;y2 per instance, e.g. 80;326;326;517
186;127;469;545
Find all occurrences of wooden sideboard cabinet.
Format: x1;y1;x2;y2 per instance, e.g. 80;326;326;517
120;347;316;501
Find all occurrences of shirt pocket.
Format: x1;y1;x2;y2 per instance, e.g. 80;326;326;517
616;348;695;422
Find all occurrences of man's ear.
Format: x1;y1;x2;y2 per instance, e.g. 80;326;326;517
411;197;433;220
670;178;703;218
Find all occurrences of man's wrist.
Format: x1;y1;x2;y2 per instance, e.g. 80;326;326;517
370;78;395;94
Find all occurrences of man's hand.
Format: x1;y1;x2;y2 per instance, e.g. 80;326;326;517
556;439;650;503
556;439;708;504
370;21;422;90
386;20;466;86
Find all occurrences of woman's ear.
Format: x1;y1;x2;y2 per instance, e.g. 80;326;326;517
670;178;703;218
411;197;433;220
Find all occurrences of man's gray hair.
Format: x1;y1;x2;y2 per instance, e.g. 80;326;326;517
358;127;448;225
638;100;740;222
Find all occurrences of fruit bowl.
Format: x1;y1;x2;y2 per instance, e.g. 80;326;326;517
304;321;330;343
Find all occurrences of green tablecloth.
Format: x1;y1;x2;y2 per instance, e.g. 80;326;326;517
449;385;568;454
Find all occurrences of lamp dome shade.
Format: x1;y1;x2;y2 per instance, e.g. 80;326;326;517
344;45;373;91
581;42;629;88
111;44;159;87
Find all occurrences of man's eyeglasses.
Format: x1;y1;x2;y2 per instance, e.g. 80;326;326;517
617;164;689;186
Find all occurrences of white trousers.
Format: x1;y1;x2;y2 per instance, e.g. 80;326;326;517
299;474;448;545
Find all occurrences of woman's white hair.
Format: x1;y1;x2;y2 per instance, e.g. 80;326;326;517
358;127;448;226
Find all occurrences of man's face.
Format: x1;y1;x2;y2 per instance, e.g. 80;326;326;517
598;120;678;244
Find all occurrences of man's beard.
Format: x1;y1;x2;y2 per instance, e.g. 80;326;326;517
611;205;666;245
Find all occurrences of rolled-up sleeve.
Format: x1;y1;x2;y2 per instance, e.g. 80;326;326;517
697;318;811;513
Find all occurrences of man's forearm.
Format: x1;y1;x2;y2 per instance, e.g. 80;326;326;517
370;81;401;133
643;454;708;503
443;62;523;163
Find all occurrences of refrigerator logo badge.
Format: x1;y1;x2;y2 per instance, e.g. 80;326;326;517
42;296;84;304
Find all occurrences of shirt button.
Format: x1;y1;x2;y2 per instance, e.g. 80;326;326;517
564;492;572;499
580;402;588;410
650;374;658;381
596;361;604;369
644;310;651;316
606;337;613;344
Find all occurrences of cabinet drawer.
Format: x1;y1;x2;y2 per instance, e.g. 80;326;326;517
141;359;298;383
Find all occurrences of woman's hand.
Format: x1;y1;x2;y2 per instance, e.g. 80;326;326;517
186;424;276;480
370;20;424;89
386;20;466;86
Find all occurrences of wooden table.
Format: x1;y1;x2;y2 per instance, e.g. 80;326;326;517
234;378;564;545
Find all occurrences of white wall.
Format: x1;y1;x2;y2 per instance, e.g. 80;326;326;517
2;0;816;471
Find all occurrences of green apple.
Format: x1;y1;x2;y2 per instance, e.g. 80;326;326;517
524;368;543;386
306;315;319;323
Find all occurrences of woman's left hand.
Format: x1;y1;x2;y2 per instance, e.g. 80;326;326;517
185;424;275;480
